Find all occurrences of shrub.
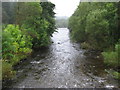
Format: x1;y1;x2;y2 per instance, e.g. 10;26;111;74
102;51;118;67
102;43;120;67
2;24;32;64
112;71;120;79
2;30;16;59
2;60;16;80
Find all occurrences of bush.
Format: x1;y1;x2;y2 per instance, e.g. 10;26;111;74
2;60;16;80
112;71;120;79
102;43;120;67
2;24;32;64
2;24;33;80
102;51;118;67
102;42;120;79
2;30;15;60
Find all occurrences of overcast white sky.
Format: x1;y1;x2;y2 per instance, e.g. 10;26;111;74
49;0;80;17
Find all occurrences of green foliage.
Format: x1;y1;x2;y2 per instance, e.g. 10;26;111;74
112;71;120;79
16;2;56;47
2;2;17;24
15;2;42;26
2;2;56;81
2;24;32;64
40;2;56;36
2;24;32;80
105;69;120;80
2;29;15;59
3;2;56;48
85;9;109;50
115;43;120;57
68;2;119;50
102;51;118;67
102;42;120;67
102;42;120;79
69;2;120;79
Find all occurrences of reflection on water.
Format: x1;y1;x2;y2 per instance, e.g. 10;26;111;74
6;28;119;88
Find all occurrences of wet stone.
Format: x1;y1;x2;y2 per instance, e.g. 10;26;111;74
58;42;60;44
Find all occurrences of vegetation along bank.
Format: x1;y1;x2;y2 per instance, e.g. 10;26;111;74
68;2;120;79
2;2;56;81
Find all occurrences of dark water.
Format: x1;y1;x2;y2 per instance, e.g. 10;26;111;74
7;28;119;88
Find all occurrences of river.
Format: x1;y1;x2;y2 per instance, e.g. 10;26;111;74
5;28;119;88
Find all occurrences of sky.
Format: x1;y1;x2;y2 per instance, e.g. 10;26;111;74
49;0;80;17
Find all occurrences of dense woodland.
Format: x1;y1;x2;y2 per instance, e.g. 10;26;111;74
1;1;120;86
2;2;56;80
69;2;120;79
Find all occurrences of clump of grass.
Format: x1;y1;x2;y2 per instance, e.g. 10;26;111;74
102;43;120;79
2;60;16;80
112;71;120;79
102;51;119;67
102;43;120;67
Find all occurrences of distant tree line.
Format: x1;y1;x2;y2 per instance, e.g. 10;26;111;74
55;16;68;28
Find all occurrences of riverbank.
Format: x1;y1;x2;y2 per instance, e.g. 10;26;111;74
2;28;119;88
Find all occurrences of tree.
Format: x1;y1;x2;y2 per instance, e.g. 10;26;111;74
68;2;119;50
40;2;56;36
15;2;56;47
2;2;17;24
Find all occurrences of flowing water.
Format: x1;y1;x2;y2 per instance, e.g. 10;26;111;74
5;28;119;88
